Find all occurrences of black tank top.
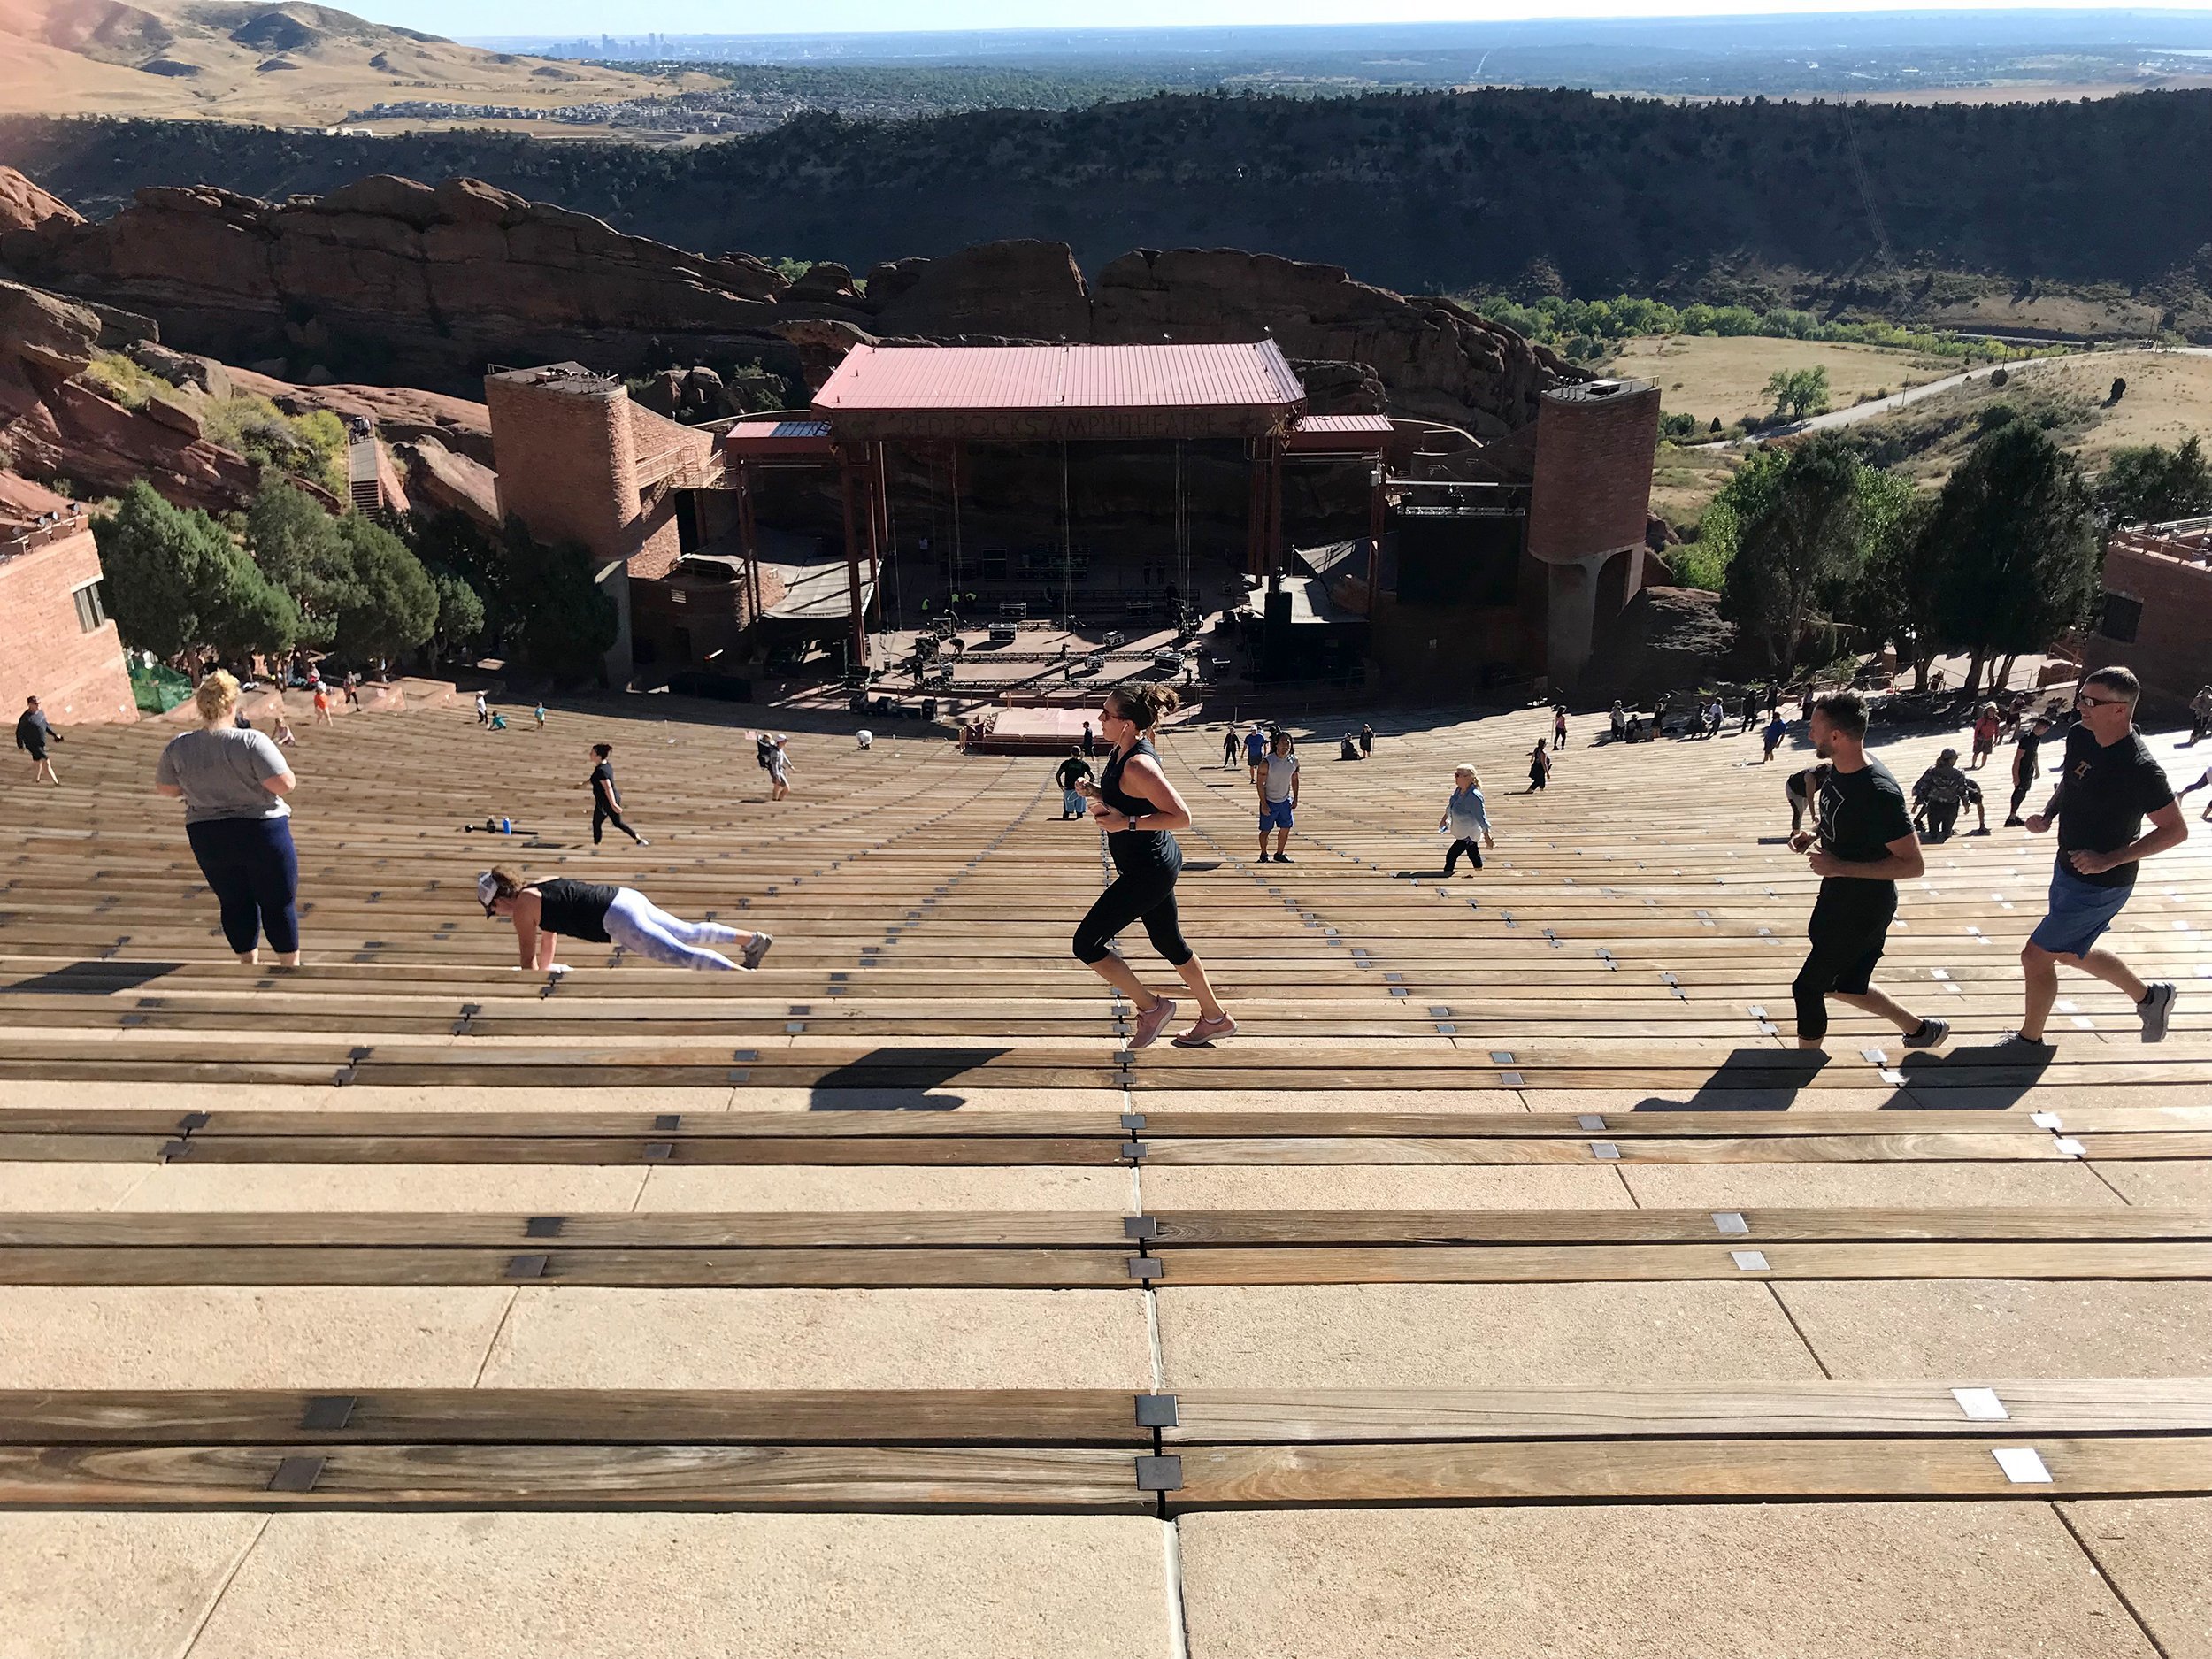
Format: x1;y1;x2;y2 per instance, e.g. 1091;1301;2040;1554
1097;740;1178;866
531;878;618;942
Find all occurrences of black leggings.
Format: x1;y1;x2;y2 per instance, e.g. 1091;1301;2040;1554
186;815;299;955
1074;848;1193;967
1793;885;1896;1041
2009;772;2037;818
1444;838;1485;873
593;803;642;845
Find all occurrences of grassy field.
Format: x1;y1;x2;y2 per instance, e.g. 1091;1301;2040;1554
1603;335;1961;429
1642;346;2212;528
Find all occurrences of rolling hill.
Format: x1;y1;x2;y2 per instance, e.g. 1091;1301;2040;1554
0;0;686;124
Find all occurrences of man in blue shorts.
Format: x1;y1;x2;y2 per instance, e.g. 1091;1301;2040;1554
2008;666;2187;1048
1243;723;1269;783
1256;729;1300;863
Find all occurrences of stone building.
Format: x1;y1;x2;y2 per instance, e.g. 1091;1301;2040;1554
484;364;723;684
1523;380;1663;690
0;474;136;727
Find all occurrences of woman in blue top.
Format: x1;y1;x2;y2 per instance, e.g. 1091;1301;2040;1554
1439;765;1494;875
1071;683;1236;1049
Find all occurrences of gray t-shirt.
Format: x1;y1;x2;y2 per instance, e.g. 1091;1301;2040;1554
1263;754;1300;803
156;726;292;824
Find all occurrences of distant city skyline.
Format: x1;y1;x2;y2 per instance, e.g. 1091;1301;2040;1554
344;0;2212;42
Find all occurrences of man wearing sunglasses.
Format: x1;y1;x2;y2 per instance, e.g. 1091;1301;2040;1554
2010;667;2186;1048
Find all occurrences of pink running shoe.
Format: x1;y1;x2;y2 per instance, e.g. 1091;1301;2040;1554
1171;1013;1239;1048
1127;996;1179;1050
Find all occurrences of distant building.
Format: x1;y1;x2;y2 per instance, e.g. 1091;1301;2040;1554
0;476;136;726
2087;515;2212;713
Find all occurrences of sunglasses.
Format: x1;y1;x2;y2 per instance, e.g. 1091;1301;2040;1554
2075;694;2129;709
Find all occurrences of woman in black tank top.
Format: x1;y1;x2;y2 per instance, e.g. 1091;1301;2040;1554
1071;683;1236;1049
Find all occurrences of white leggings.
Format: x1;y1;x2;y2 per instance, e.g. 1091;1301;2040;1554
604;888;743;971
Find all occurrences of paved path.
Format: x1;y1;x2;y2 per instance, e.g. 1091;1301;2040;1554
1696;344;2212;449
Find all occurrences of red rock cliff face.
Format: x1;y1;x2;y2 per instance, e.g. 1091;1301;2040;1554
6;172;1570;437
4;174;794;390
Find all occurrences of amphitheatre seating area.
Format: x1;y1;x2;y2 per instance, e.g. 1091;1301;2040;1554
2;692;2209;1656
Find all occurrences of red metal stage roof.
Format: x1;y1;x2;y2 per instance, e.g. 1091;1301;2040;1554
812;342;1307;442
1286;413;1394;453
721;419;835;458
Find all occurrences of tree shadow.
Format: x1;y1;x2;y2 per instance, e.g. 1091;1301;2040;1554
1629;1048;1831;1111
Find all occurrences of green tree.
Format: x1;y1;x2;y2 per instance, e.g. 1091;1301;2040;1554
93;481;299;663
1723;434;1893;676
244;482;347;646
2097;436;2212;527
1845;492;1943;690
1763;365;1832;420
503;519;619;681
426;568;487;664
1924;420;2102;695
329;516;439;663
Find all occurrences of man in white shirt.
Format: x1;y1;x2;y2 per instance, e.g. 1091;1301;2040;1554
1256;730;1300;863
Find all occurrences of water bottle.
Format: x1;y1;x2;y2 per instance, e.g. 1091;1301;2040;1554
500;817;512;834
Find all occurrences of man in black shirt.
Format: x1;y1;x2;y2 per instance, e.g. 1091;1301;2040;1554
1787;692;1948;1051
14;695;60;786
587;742;649;848
2011;667;2185;1047
2005;717;2052;826
1056;748;1094;819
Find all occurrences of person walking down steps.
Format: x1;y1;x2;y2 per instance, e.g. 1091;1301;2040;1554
587;743;648;847
154;670;302;968
15;695;60;785
480;867;772;973
1070;683;1236;1049
1439;765;1494;875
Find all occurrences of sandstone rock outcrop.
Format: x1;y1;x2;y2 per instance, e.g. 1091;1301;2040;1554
6;171;1573;439
0;167;81;234
4;174;795;395
0;278;261;511
1093;250;1567;438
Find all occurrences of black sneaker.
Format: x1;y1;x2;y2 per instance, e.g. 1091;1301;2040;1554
2139;982;2177;1044
1272;853;1294;863
1903;1018;1949;1048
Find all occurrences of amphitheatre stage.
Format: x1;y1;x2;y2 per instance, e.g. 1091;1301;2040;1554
2;692;2210;1656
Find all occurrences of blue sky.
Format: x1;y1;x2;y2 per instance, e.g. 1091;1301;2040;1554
355;1;2212;38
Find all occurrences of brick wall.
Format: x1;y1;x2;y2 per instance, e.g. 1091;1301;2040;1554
2084;539;2212;713
0;526;138;726
486;371;638;552
1525;382;1661;567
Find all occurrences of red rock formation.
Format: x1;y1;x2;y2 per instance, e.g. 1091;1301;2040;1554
0;167;81;234
0;279;261;511
7;173;1571;438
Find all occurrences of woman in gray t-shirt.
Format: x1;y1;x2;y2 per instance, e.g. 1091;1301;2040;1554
154;671;302;966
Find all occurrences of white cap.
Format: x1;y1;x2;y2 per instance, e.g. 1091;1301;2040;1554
476;871;501;913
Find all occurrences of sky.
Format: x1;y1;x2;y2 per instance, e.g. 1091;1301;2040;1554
353;1;2212;39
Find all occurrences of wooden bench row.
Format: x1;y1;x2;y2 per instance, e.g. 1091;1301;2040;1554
2;1382;2207;1509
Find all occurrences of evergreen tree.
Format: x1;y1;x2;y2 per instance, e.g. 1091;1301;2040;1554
93;481;299;663
2097;437;2212;527
1925;420;2101;695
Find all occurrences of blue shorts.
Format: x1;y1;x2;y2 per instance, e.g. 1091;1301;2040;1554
2029;864;2134;958
1062;788;1084;815
1260;799;1294;832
